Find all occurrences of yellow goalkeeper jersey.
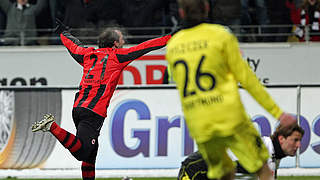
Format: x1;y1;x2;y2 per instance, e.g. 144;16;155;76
166;23;283;143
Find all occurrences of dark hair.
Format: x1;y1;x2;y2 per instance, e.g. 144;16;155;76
177;0;208;22
271;123;305;141
302;0;320;10
98;27;122;48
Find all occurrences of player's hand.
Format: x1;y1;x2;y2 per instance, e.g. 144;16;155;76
53;18;69;34
279;112;297;127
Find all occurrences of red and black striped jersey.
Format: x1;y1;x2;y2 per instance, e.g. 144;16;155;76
60;31;171;117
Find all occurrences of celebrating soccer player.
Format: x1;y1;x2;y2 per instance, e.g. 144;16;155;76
32;19;172;180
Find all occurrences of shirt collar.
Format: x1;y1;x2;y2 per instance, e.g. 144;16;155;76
272;136;287;159
181;19;210;29
17;3;30;10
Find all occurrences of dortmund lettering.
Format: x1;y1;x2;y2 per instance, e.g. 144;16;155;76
183;95;224;110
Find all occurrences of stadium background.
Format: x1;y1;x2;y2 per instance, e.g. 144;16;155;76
0;44;320;178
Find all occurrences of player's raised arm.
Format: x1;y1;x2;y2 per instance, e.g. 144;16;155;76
115;34;171;65
225;33;297;126
54;18;94;66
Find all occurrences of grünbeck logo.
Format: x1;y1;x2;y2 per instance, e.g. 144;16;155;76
110;99;193;157
0;77;47;86
110;99;320;158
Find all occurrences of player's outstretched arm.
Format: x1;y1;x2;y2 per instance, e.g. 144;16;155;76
116;34;171;65
55;18;94;66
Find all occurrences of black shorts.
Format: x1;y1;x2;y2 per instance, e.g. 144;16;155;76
72;107;105;163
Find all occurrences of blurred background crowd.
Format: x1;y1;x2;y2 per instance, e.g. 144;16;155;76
0;0;319;46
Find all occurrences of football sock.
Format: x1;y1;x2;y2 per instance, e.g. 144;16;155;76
81;161;95;180
50;122;82;153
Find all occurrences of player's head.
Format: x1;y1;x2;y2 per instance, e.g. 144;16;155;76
98;28;125;49
307;0;317;6
17;0;28;5
271;123;304;156
177;0;210;23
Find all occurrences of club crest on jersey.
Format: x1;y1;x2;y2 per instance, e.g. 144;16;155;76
92;139;96;145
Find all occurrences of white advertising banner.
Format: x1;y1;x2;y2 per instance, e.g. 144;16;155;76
43;87;320;169
0;46;167;87
1;43;320;86
240;43;320;85
299;88;320;167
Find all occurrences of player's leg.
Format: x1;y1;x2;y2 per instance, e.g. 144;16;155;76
32;107;104;180
31;114;55;132
229;121;272;180
81;161;95;180
77;125;99;180
32;113;83;155
73;107;104;180
197;136;236;180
